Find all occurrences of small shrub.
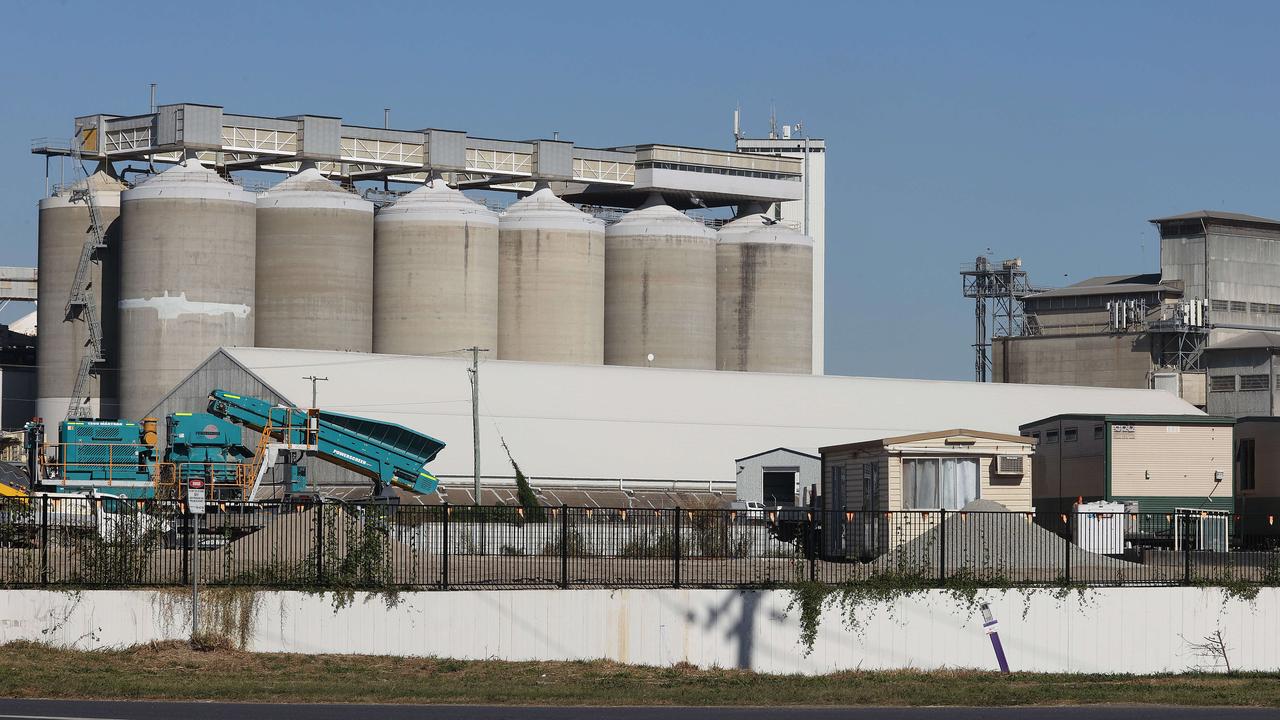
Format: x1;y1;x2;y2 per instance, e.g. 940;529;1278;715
541;529;589;557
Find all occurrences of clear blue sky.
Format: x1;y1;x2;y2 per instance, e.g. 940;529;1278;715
3;0;1278;380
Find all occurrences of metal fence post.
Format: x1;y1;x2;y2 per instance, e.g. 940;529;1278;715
315;503;325;584
1183;510;1192;585
441;503;450;590
673;508;682;589
559;505;570;589
807;511;817;582
1064;508;1072;585
938;509;947;586
181;503;190;586
39;495;48;586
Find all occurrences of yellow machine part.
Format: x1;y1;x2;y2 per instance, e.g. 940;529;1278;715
0;481;27;498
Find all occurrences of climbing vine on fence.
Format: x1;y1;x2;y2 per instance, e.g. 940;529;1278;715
785;571;1101;656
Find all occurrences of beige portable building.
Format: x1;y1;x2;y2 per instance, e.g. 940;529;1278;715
1020;414;1235;518
819;429;1035;558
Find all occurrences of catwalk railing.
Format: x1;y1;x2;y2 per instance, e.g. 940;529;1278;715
1;498;1277;590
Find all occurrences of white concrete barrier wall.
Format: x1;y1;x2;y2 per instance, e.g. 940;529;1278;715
1;587;1277;675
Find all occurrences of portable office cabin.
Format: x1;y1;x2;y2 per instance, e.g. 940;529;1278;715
819;429;1035;559
1021;414;1234;517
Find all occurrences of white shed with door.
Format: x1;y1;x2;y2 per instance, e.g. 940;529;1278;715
734;447;820;506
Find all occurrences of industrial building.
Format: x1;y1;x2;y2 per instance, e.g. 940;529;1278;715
990;211;1280;415
1019;413;1235;517
146;346;1204;504
1202;332;1280;416
29;102;825;429
0;265;37;430
0;321;35;430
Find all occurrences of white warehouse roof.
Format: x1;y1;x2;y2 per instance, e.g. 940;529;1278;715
169;347;1205;492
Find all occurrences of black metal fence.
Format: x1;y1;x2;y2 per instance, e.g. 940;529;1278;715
1;497;1278;590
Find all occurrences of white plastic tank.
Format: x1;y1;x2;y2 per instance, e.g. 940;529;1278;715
716;209;813;373
1073;500;1127;555
36;170;125;423
373;178;499;355
256;168;373;352
605;195;717;369
498;185;605;364
118;158;256;420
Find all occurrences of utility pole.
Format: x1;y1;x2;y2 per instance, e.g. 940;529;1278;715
466;347;489;505
302;375;328;410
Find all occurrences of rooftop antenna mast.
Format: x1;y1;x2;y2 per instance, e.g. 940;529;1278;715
961;256;1035;382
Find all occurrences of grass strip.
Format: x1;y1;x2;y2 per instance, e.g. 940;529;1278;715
0;641;1277;707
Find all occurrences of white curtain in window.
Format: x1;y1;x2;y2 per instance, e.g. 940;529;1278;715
939;458;978;509
903;458;979;510
903;460;915;508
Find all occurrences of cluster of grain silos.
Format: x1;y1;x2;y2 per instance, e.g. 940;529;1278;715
604;198;813;375
35;163;813;424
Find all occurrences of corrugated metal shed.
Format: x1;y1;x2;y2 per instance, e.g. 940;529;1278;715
1149;210;1280;226
1025;273;1180;300
148;347;1205;498
1205;331;1280;351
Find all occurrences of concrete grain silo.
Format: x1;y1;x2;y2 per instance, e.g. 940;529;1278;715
498;185;605;364
36;170;125;424
373;178;499;355
716;210;813;373
256;167;373;352
117;157;256;420
604;195;716;369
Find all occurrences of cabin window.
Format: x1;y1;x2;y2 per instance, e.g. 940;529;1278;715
902;457;979;510
1238;438;1256;492
1064;428;1078;443
1093;425;1103;441
1046;430;1059;445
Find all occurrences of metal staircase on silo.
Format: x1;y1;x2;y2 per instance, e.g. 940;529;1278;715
64;129;108;419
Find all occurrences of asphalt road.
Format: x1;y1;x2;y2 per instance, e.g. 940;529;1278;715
0;701;1277;720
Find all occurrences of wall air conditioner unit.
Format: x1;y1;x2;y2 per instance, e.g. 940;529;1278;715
995;455;1025;476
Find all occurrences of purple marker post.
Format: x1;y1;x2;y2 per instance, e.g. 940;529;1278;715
980;602;1010;673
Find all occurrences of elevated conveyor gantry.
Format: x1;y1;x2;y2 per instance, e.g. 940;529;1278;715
31;103;805;209
207;389;444;500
